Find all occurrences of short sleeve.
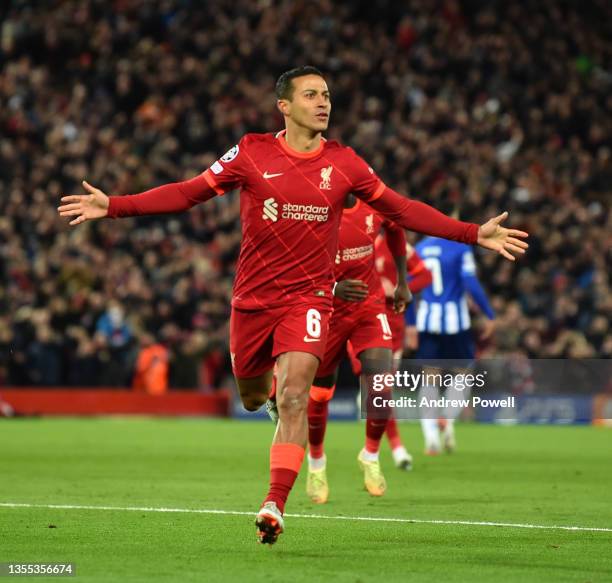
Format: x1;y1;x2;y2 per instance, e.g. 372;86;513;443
201;136;251;195
346;148;386;203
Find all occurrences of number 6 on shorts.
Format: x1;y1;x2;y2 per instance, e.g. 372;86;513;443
306;308;322;338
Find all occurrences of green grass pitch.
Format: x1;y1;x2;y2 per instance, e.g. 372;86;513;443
1;418;611;582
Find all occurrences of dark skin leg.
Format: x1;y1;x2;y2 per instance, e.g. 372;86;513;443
359;347;393;375
312;345;393;410
314;346;392;387
312;370;338;389
236;370;274;412
360;347;393;430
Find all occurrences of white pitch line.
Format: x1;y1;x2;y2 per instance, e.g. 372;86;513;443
1;502;611;534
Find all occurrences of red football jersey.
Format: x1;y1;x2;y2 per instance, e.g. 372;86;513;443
201;131;385;309
334;201;404;301
375;234;431;298
108;133;478;310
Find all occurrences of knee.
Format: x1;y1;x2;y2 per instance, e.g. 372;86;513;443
277;384;309;417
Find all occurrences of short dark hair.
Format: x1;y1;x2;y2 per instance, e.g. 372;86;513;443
275;66;324;100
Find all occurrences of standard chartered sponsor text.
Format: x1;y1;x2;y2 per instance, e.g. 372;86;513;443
282;203;329;222
341;244;373;261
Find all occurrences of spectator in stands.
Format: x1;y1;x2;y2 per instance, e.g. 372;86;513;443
95;301;135;385
132;332;169;395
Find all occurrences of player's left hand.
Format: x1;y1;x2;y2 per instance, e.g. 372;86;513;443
334;279;369;302
393;282;412;313
477;212;528;261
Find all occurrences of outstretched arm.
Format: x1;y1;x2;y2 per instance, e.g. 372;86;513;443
367;186;528;261
58;174;216;226
58;139;247;226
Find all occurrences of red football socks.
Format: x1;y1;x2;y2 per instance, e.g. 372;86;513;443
308;398;328;459
264;443;305;514
307;385;335;459
365;417;388;453
364;385;392;454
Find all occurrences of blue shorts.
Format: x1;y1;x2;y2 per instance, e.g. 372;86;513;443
416;331;475;360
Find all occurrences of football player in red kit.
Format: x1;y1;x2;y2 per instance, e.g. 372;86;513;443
58;66;528;543
306;195;411;504
305;194;411;503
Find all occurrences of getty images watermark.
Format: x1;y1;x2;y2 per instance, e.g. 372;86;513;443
360;358;611;421
365;370;516;418
369;369;513;410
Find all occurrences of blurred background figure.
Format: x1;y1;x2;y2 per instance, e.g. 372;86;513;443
95;301;135;386
26;324;62;386
132;332;169;395
96;301;132;350
0;393;15;417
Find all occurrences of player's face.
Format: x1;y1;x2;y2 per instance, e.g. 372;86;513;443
280;75;331;133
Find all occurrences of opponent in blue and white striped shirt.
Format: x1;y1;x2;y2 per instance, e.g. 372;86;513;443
414;229;496;454
415;237;495;360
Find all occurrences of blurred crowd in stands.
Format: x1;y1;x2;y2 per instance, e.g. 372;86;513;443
1;0;610;389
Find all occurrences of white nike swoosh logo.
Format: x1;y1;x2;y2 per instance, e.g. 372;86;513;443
303;336;321;343
263;171;283;179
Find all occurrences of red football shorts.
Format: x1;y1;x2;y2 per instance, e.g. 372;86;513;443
230;297;332;379
317;295;392;377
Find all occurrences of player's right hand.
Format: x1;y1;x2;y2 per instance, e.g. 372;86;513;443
58;181;110;226
393;281;412;314
334;279;368;302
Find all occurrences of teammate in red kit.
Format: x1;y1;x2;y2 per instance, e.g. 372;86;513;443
58;66;528;544
305;195;411;503
374;235;433;467
343;239;432;466
375;235;433;359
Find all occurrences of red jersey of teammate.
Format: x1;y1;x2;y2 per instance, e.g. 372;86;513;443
374;234;432;301
108;131;478;311
318;202;404;376
334;200;406;302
